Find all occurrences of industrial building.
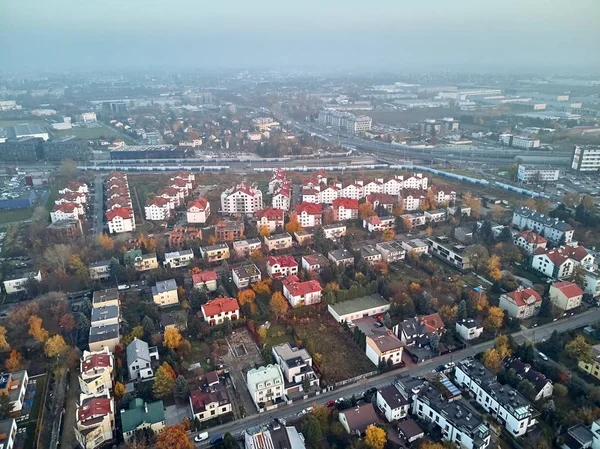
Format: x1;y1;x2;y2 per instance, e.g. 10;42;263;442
0;137;42;162
44;137;91;161
109;145;189;160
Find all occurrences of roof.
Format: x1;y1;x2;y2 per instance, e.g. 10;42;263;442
0;418;16;447
92;288;119;305
91;306;119;323
329;294;389;318
267;256;298;268
552;281;584;298
160;310;188;328
81;352;113;373
202;297;239;317
516;230;547;245
256;207;284;221
340;402;382;434
153;279;177;294
296;203;322;215
127;338;151;364
120;398;165;433
264;232;292;241
189;388;230;414
420;313;445;333
366;193;395;204
77;395;113;422
505;287;542;306
397;418;424;439
88;325;119;343
106;207;132;221
329;249;354;261
192;271;218;284
302;253;329;267
52;202;79;213
378;384;409;409
233;263;261;279
282;275;322;297
514;206;573;232
146;196;171;207
332;198;359;210
187;196;209;211
272;343;312;366
247;364;283;386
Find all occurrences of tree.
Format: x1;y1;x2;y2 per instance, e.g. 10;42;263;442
487;254;502;281
517;379;537;400
285;212;303;234
113;381;126;400
382;229;395;241
364;425;386;449
98;233;114;250
44;335;67;358
4;350;23;372
419;442;445;449
153;363;176;399
59;314;76;333
539;297;553;318
68;254;89;278
28;315;49;342
259;225;271;238
482;348;503;373
154;424;193;449
485;307;504;331
257;326;267;342
392;202;404;217
572;265;587;289
163;328;183;350
359;203;376;219
251;279;272;296
304;415;322;444
457;300;468;321
582;195;595;210
554;384;568;397
464;245;489;271
43;244;72;272
238;289;256;307
0;393;12;419
142;316;156;336
535;199;550;214
494;334;512;359
429;334;441;352
565;335;593;364
0;327;9;352
270;292;288;317
174;375;189;400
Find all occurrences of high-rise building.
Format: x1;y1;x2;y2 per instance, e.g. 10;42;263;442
571;145;600;172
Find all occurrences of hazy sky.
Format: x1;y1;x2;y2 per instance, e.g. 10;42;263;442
1;0;599;73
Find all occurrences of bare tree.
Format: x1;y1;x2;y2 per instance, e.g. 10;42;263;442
43;244;72;272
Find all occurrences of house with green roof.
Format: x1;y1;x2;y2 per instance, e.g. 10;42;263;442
120;398;165;443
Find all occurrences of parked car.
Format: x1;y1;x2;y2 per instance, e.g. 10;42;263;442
194;432;209;442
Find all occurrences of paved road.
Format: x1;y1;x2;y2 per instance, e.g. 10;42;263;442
93;173;103;236
192;308;600;446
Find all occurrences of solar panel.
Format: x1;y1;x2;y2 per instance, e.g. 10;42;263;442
440;376;461;397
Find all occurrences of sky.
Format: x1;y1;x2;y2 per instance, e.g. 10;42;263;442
1;0;600;73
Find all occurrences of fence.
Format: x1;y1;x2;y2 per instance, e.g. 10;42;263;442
333;370;379;388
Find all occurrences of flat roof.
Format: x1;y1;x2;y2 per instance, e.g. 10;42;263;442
89;324;119;342
92;288;119;305
329;294;389;317
110;145;178;152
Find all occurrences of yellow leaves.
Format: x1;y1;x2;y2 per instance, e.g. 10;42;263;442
251;279;272;296
28;316;49;343
163;328;183;350
44;334;67;358
365;425;387;449
285;212;303;234
257;326;267;342
409;282;421;293
382;229;395;241
485;306;504;330
114;382;126;400
259;225;271;238
487;254;502;281
238;289;256;306
392;202;404;217
207;235;217;245
5;350;23;372
495;334;512;359
0;327;9;352
270;292;289;317
482;348;503;373
98;233;114;250
359;203;376;220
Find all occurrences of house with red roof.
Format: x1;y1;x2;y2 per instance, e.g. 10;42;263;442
514;230;548;255
187;196;210;223
266;256;299;278
74;392;115;449
301;188;320;204
189;387;232;423
499;287;543;319
79;348;114;397
59;181;89;196
363;215;395;233
170;178;192;197
295;203;322;228
319;185;340;204
256;208;285;233
340;182;364;200
144;197;172;221
157;186;183;207
107;207;135;234
363;180;383;196
51;202;83;223
365;193;395;213
282;275;322;307
399;189;426;211
549;281;584;311
56;191;87;205
192;271;218;292
532;244;593;279
301;253;330;274
106;196;131;211
272;179;291;211
201;297;240;326
332;198;359;221
429;185;456;205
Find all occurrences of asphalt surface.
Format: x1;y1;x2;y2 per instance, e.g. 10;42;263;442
192;307;600;446
93;173;103;236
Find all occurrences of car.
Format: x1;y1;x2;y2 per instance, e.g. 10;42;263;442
435;364;445;372
209;435;223;445
335;397;345;404
326;400;335;407
302;406;313;414
374;321;383;328
194;432;209;442
538;352;549;361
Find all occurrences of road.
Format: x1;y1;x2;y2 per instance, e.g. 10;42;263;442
192;308;600;445
92;173;103;236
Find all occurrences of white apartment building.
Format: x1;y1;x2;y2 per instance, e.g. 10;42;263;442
514;230;548;255
512;207;574;245
264;233;293;252
220;184;263;215
319;186;340;204
584;271;600;298
376;385;410;422
0;371;28;413
295;203;322;228
532;245;593;279
332;198;359;221
282;275;322;308
455;358;536;438
144;198;171;221
3;271;42;294
272;343;319;394
50;202;82;223
455;319;483;341
232;264;262;289
201;297;240;326
272;190;291;211
186;197;210;223
246;365;285;409
74;392;115;449
517;165;560;183
323;224;347;240
317;110;372;134
340;183;364;200
164;250;194;269
266;256;298;279
79;349;114;397
106;208;135;234
572;145;600;172
363;216;395;233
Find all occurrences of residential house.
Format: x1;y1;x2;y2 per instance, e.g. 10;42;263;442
430;185;456;205
232;264;262;289
215;219;244;242
295;203;322;228
532;244;594;279
338;403;383;435
401;213;426;228
130;252;159;272
354;316;404;367
106;207;135;234
294;230;314;246
88;324;120;352
424;209;446;223
3;270;42;294
397;419;425;444
456;319;483;341
192;271;218;291
360;245;382;265
512;206;574;245
272;343;319;395
89;260;111;280
427;236;473;270
220;183;263;216
363;215;395;233
499;287;543;319
399;189;425;211
339;182;364;200
232;238;261;258
328;294;390;323
144;197;171;221
91;306;119;327
578;344;600;381
201;297;240;326
264;233;293;252
244;423;307;449
256;208;285;233
319;185;340;204
189;387;232;423
246;365;285;409
549;281;584;311
186;197;210;224
328;249;355;267
272;184;291;211
584;271;600;298
322;224;346;240
266;256;298;279
164;249;194;269
51;202;83;223
282;275;322;308
200;243;230;263
507;358;553;401
151;279;179;307
92;288;119;308
301;253;329;274
74;393;115;449
401;238;429;256
376;384;410;422
160;310;188;331
366;193;395;212
79;349;114;397
168;227;202;248
376;241;406;263
126;338;159;381
0;371;28;413
121;399;165;443
332;198;359;221
514;230;548;255
397;313;445;346
447;205;472;217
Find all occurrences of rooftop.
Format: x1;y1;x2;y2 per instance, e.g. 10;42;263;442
120;398;165;433
329;294;389;317
153;279;177;294
92;288;119;305
89;324;119;343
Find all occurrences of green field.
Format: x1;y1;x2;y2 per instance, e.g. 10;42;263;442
0;208;33;225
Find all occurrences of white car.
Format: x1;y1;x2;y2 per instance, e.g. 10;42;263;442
194;432;209;442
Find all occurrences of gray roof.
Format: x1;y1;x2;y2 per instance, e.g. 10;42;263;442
153;279;177;295
92;288;119;305
360;245;381;257
329;294;389;317
328;249;354;261
91;306;119;323
378;384;409;409
514;206;573;232
89;324;119;342
13;124;47;136
127;338;150;365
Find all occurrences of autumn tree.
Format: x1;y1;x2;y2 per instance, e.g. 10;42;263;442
494;334;512;359
59;314;76;333
98;233;114;250
155;424;193;449
259;225;271;238
257;326;267;342
566;335;593;364
484;307;504;331
482;348;503;373
463;192;482;218
359;202;376;219
238;289;256;307
0;327;9;351
467;289;489;311
285;212;303;234
464;244;489;271
487;254;502;281
43;244;72;272
251;279;272;296
419;442;445;449
207;235;217;245
365;425;386;449
44;335;67;358
28;316;49;342
4;350;23;372
68;254;89;278
322;208;335;225
114;382;126;400
382;229;395;241
153;363;176;399
270;292;289;317
392;202;404;217
163;328;183;350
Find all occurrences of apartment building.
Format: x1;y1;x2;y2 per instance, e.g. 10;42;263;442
571;145;600;172
322;223;347;240
201;297;240;326
514;230;548;255
89;324;120;352
455;319;483;341
232;238;261;258
376;384;410;422
301;253;329;274
317;110;372;134
264;233;293;252
295;203;322;228
401;213;426;228
232;264;262;289
424;209;446;223
91;305;119;327
164;250;194;269
361;245;382;265
215;219;244;242
189;387;231;423
220;183;263;216
256;208;285;233
266;256;298;279
106;207;135;234
517;165;560;183
3;270;42;294
363;216;395;233
328;249;355;267
144;197;171;221
512;206;574;245
120;399;165;443
246;365;285;409
332;198;359;221
186;196;210;224
499;287;543;319
427;236;473;271
200;243;230;263
79;349;114;397
0;371;28;413
354;316;404;367
50;202;83;223
272;343;319;395
376;241;406;263
532;244;593;279
282;275;322;307
151;279;179;307
74;392;115;449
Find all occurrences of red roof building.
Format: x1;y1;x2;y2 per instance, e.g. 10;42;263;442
187;197;209;211
106;207;132;221
266;255;299;278
200;297;240;325
500;287;543;319
192;271;218;284
550;281;584;311
282;275;322;307
332;198;359;221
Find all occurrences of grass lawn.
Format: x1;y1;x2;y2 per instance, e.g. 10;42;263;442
388;262;429;283
0;208;33;224
264;323;295;348
293;316;374;383
187;340;213;370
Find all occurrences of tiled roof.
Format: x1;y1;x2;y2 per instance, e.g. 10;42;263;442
146;197;170;207
420;313;445;333
552;281;584;298
202;297;239;317
296;203;322;215
187;197;209;211
53;202;79;213
192;271;217;284
81;353;112;373
77;396;112;422
282;275;322;297
332;198;359;210
106;207;132;220
506;287;542;306
516;230;547;245
189;389;229;414
256;207;284;221
267;255;298;268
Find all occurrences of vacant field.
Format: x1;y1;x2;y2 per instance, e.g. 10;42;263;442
263;323;295;349
293;316;374;383
0;208;33;225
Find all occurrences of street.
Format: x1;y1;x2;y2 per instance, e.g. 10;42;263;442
93;173;103;236
192;307;600;445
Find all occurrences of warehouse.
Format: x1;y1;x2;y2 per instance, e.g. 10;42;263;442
110;145;189;160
